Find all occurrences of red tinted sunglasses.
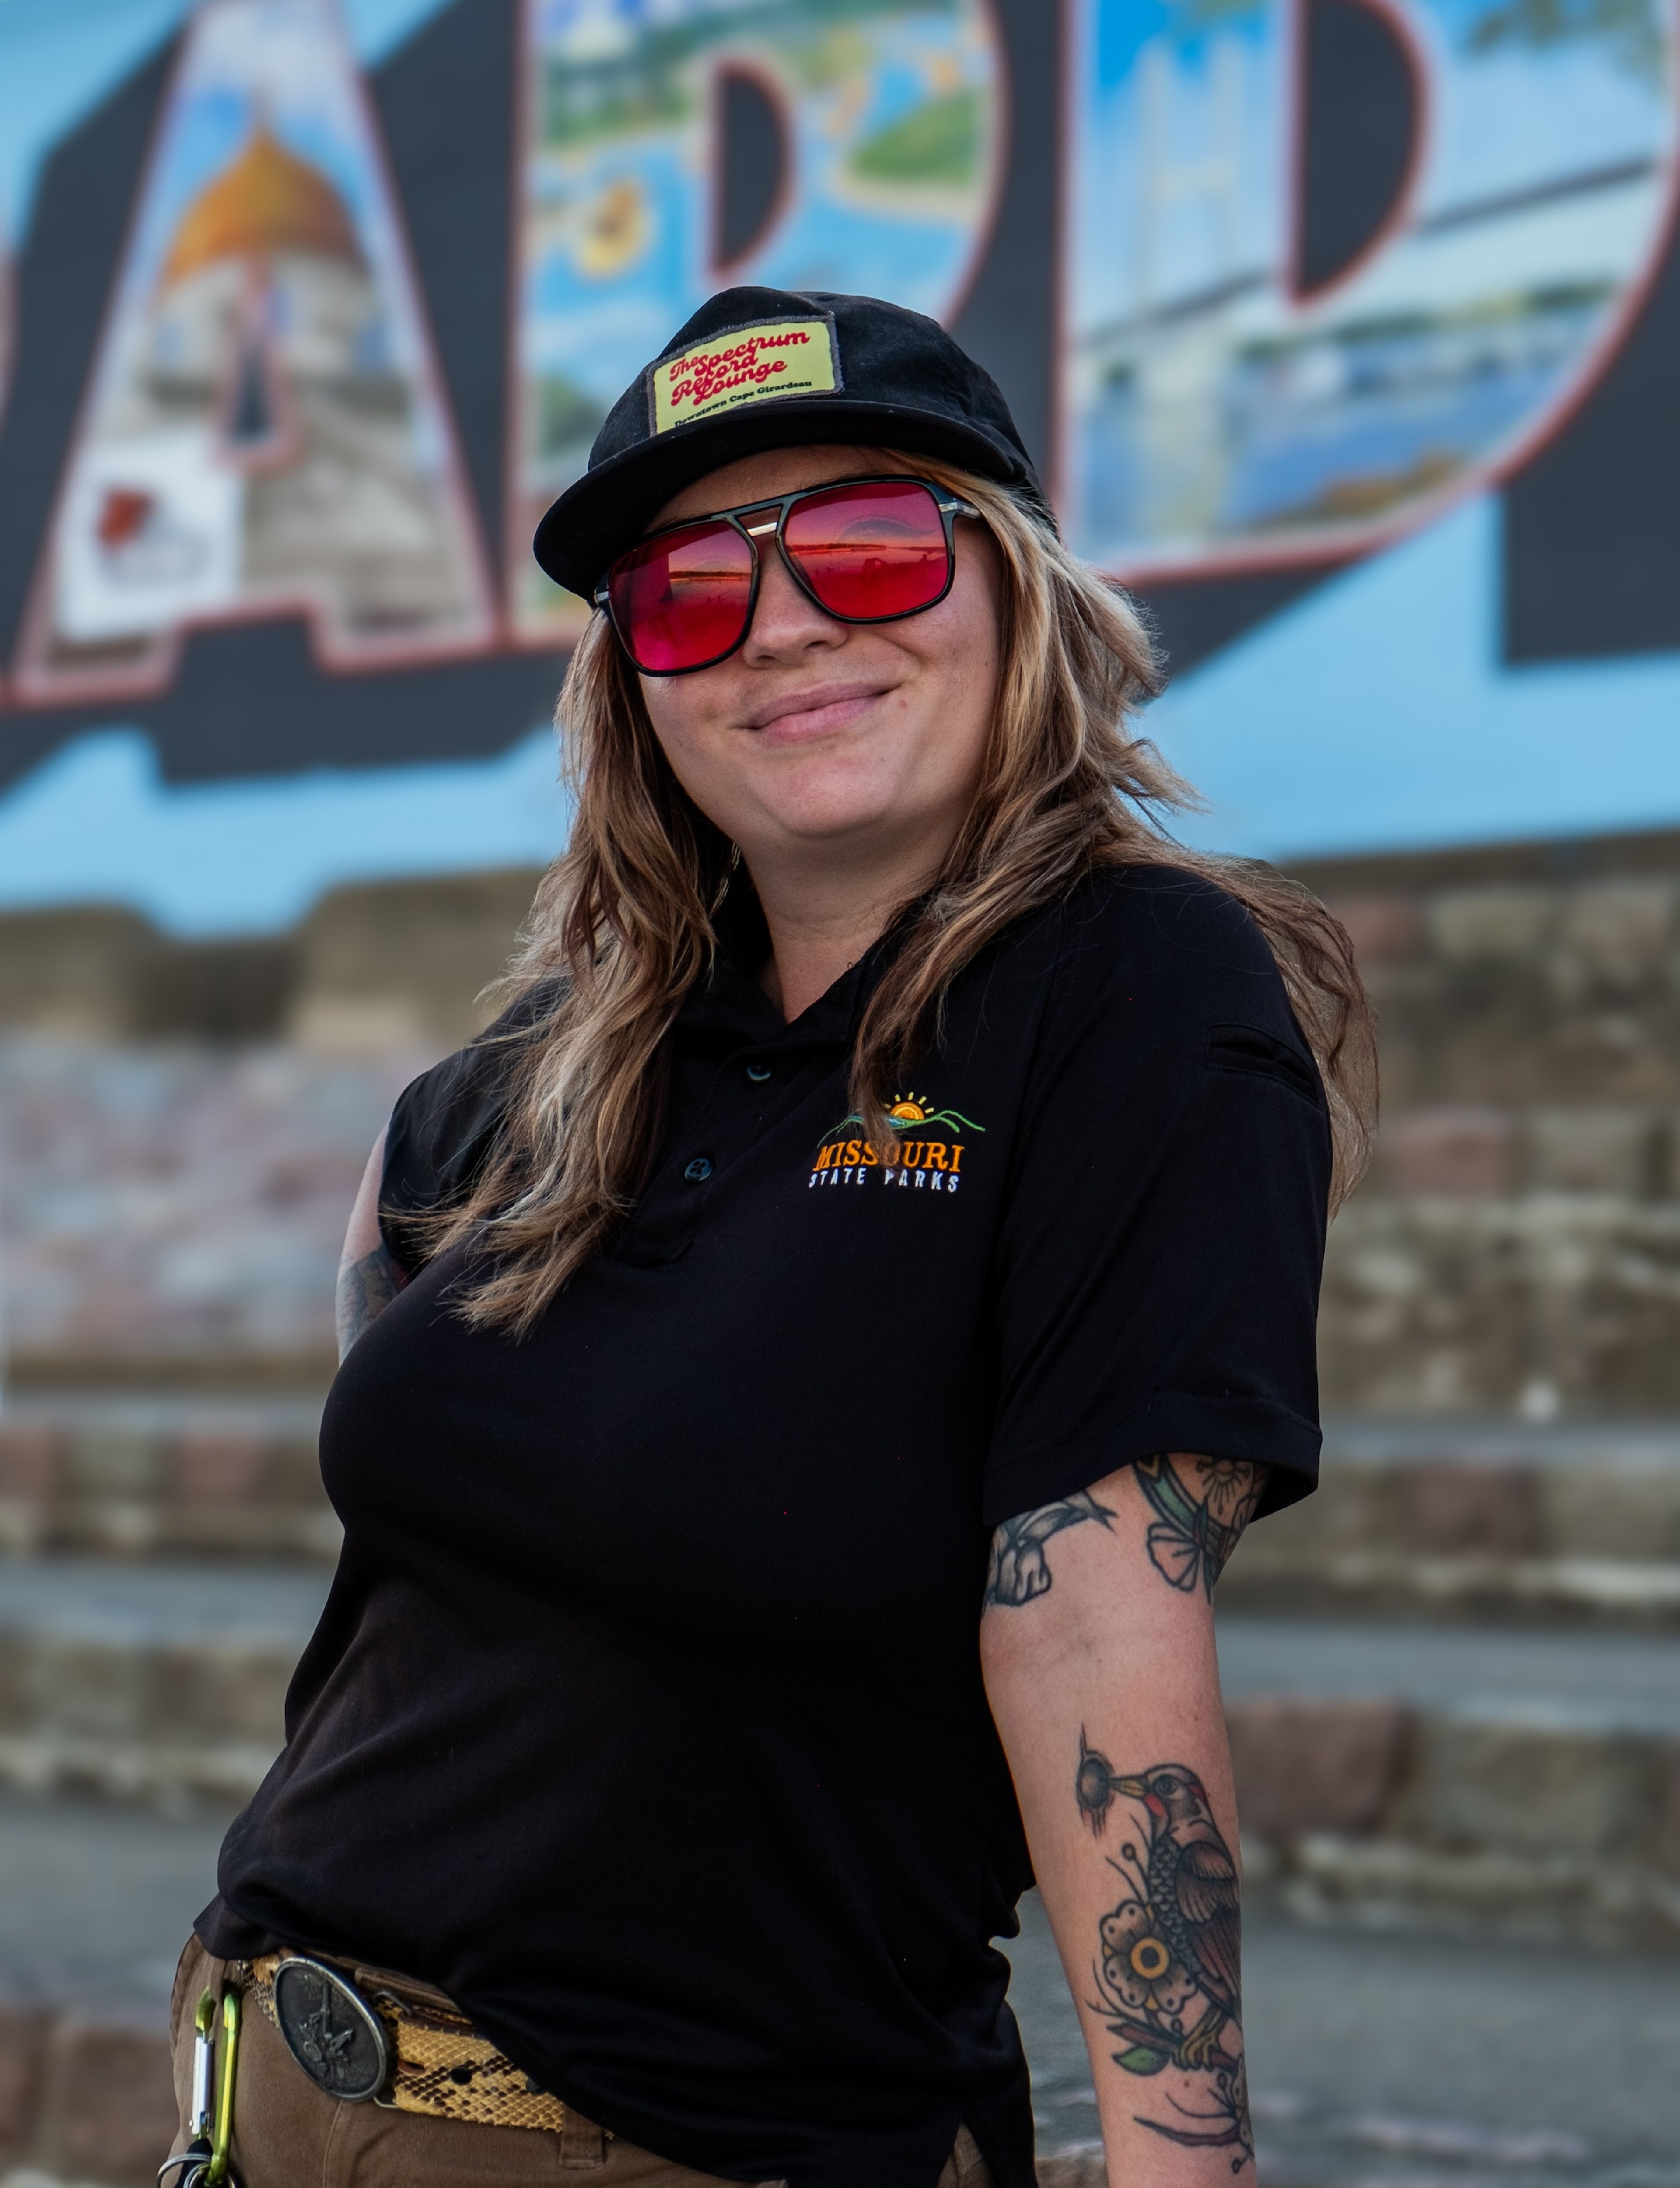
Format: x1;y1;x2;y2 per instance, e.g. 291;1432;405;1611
595;475;981;677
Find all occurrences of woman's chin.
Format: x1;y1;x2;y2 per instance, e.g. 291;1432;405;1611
756;791;936;853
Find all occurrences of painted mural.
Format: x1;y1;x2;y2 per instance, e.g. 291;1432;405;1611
15;0;494;701
0;0;1679;927
0;233;11;433
1062;0;1680;578
508;0;1008;636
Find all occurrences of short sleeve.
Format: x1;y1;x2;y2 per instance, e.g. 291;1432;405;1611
378;984;556;1276
982;870;1333;1529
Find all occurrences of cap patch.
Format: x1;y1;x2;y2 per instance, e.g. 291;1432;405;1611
648;316;840;435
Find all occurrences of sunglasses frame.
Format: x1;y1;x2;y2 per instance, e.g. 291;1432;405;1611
594;474;981;677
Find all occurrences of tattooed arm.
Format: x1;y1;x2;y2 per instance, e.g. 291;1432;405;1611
981;1455;1269;2183
984;1489;1117;1606
334;1129;408;1362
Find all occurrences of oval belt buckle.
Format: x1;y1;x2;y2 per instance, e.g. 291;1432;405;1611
272;1956;390;2104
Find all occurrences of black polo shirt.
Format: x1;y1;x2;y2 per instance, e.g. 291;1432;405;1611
199;865;1330;2188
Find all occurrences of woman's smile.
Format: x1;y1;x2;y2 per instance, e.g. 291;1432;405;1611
744;678;901;744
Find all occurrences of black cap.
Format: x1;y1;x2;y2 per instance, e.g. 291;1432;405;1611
532;285;1048;597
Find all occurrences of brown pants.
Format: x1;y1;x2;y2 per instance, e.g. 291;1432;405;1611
169;1937;995;2188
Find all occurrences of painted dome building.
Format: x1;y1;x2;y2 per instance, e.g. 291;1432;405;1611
74;115;488;643
143;126;390;410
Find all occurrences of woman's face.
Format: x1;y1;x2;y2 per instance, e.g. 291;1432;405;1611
634;445;1003;881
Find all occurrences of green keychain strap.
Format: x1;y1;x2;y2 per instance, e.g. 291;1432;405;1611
204;1988;241;2187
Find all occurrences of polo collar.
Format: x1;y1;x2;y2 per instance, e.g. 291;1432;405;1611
674;882;908;1050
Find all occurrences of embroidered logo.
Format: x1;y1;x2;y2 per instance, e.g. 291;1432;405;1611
647;316;840;435
878;1091;983;1135
808;1094;984;1196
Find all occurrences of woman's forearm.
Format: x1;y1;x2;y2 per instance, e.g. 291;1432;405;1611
981;1456;1267;2186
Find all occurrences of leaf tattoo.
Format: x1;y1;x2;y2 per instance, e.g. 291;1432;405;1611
984;1490;1116;1607
1135;1455;1267;1598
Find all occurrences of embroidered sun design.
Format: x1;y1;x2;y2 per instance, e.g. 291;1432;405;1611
833;1092;985;1136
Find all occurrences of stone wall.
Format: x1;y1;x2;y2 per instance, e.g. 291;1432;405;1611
0;2006;179;2188
0;1040;420;1389
0;870;543;1056
1292;834;1680;1414
10;824;1680;1406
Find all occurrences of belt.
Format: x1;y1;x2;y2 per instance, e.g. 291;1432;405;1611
241;1952;591;2139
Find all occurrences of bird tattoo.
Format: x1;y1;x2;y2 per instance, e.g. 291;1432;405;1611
1075;1736;1252;2167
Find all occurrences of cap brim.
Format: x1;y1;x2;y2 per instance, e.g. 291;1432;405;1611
532;399;1032;598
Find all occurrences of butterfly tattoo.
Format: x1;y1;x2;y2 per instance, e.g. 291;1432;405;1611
1135;1455;1267;1596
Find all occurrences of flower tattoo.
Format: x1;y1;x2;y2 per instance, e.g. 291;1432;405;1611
1099;1895;1198;2019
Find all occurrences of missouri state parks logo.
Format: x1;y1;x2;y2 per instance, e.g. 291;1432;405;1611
808;1093;983;1194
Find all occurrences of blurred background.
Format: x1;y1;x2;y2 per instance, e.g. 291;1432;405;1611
0;0;1678;2182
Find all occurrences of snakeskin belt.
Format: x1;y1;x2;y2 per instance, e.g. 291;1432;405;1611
243;1952;591;2138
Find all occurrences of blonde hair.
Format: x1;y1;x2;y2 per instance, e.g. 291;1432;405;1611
427;452;1377;1332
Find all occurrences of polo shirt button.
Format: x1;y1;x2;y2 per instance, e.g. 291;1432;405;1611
745;1062;773;1083
683;1156;714;1182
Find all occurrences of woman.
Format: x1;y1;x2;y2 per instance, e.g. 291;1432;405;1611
171;288;1373;2188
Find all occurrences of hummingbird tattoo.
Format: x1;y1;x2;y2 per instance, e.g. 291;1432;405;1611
1075;1736;1253;2169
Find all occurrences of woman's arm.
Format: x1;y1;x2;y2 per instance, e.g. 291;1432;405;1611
981;1453;1268;2185
334;1129;408;1360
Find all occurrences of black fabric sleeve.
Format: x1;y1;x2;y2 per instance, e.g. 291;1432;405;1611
377;984;556;1276
981;870;1333;1529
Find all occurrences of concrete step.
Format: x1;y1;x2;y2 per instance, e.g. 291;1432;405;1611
0;1400;336;1562
1226;1420;1680;1627
10;1409;1680;1632
0;1782;1673;2188
1219;1611;1680;1734
1218;1613;1680;1951
1321;1194;1680;1415
0;1561;322;1809
0;1564;1673;1950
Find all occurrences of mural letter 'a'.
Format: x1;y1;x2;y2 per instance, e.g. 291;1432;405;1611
15;0;495;703
1063;0;1680;579
509;0;1007;638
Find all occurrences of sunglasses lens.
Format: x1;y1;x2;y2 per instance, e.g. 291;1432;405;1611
783;480;951;621
607;519;756;673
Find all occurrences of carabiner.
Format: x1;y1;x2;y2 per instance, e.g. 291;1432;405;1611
190;1990;217;2139
204;1986;242;2188
158;1990;220;2188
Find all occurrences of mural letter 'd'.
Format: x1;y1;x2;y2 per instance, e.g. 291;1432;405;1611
16;0;494;702
509;0;1007;635
1063;0;1679;579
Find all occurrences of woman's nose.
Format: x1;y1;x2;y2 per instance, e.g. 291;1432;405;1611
740;535;846;661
